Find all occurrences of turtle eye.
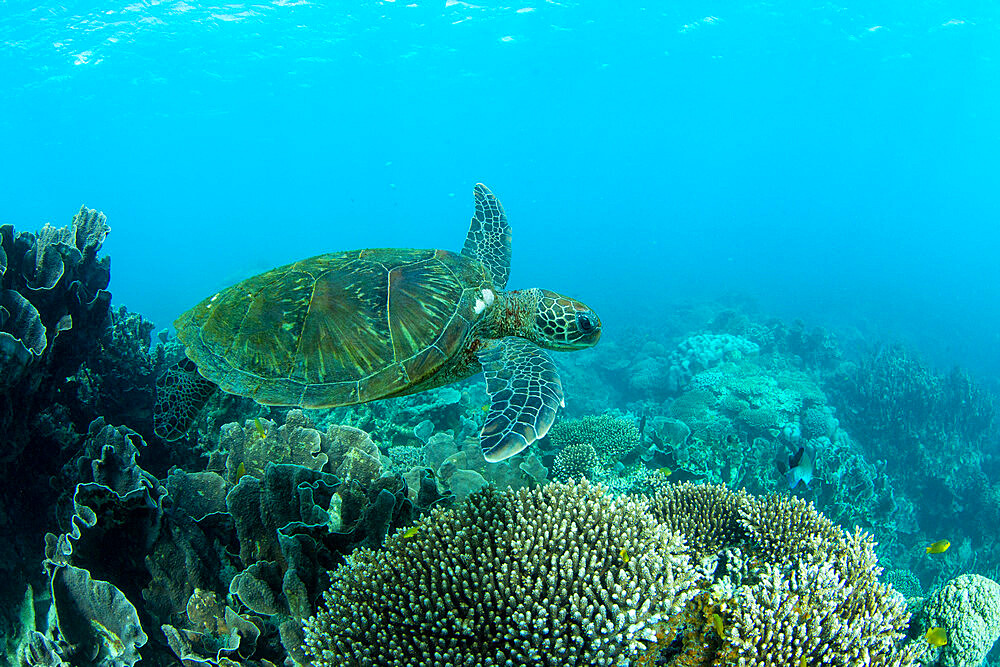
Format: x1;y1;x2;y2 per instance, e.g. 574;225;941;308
576;312;595;333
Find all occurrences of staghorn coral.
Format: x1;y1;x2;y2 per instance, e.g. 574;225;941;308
740;493;844;568
551;442;600;481
546;413;640;465
303;481;699;666
639;483;915;667
719;527;914;666
650;482;749;562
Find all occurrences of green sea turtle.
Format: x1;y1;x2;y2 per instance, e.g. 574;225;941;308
153;184;601;462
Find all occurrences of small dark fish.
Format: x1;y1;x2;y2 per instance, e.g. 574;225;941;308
788;446;805;468
650;430;663;448
784;446;813;489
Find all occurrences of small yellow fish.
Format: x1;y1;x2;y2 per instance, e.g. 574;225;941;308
620;548;631;563
711;613;724;638
925;626;947;646
926;540;950;554
658;467;672;477
236;462;247;481
254;417;266;439
402;526;419;539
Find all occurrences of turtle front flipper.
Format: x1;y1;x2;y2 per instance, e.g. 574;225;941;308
461;183;512;289
477;337;564;462
153;358;218;441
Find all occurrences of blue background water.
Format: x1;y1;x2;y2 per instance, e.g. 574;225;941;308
2;0;998;380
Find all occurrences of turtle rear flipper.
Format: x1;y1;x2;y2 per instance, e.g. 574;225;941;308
478;337;564;462
153;358;218;441
462;183;512;289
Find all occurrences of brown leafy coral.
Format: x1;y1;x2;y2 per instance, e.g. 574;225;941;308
302;480;698;666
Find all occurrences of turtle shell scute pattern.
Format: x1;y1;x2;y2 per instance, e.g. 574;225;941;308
175;248;491;407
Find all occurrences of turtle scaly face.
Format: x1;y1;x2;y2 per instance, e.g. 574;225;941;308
531;289;601;350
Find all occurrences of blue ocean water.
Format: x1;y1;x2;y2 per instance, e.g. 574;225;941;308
2;0;998;380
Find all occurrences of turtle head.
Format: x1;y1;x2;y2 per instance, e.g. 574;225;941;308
526;289;602;350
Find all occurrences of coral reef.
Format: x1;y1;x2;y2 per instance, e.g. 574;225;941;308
303;481;698;666
22;419;164;667
320;382;485;452
2;221;996;667
662;332;759;394
8;407;441;666
639;350;909;560
828;344;1000;587
1;207;114;457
